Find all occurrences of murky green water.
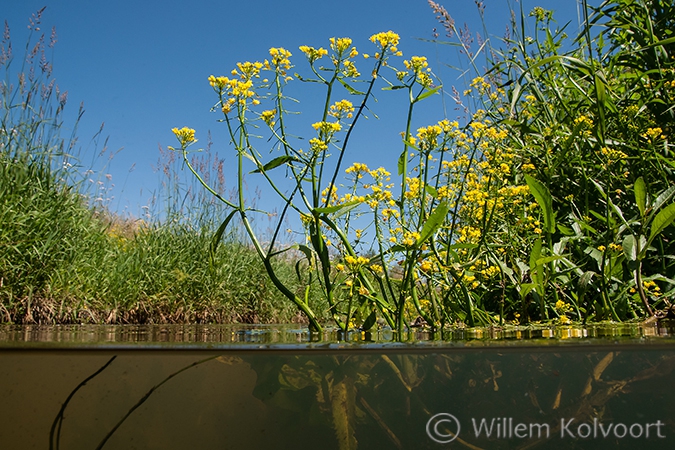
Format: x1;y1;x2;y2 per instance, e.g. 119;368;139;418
1;323;674;449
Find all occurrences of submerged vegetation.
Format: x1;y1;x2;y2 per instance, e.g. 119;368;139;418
173;0;674;332
0;9;320;324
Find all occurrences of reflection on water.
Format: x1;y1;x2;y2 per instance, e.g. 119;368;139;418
0;324;674;449
1;322;674;347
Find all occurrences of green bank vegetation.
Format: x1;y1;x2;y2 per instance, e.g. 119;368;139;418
2;1;673;330
0;9;319;324
173;0;674;332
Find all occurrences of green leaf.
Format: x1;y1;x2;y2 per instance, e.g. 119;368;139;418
634;177;646;219
417;202;449;246
361;310;377;331
313;199;361;215
519;283;537;299
649;202;675;244
397;150;406;176
650;186;675;217
210;209;238;260
622;234;646;262
413;86;441;103
534;255;563;267
382;85;406;91
529;238;542;270
337;78;365;95
525;175;555;234
250;155;299;173
578;271;595;298
424;185;438;199
293;73;322;83
292;244;315;262
622;235;635;261
294;259;304;283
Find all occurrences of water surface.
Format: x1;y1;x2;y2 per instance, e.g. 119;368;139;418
1;323;674;449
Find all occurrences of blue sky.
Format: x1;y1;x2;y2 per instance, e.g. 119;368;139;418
3;0;583;222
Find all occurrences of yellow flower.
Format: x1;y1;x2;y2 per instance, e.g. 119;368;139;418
401;231;420;247
329;99;355;120
555;300;572;313
268;47;292;70
330;37;353;54
419;260;433;272
642;127;664;142
171;127;196;147
369;31;400;50
261;109;276;126
608;243;622;252
403;56;429;73
312;121;342;134
341;59;360;77
574;115;593;128
299;45;328;63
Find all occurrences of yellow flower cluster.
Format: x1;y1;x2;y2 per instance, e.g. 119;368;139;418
573;115;594;137
312;121;342;134
171;127;196;147
369;31;400;50
329;99;355;120
344;254;370;270
457;225;481;243
233;61;263;79
329;37;355;55
464;76;493;96
404;56;428;72
321;185;339;205
642;280;662;297
404;177;422;200
642;127;664;142
530;6;551;21
381;207;400;221
299;45;328;63
416;124;442;150
341;59;360;77
600;147;628;161
260;109;276;126
208;74;256;113
555;300;572;313
309;138;328;153
345;162;369;177
268;47;292;70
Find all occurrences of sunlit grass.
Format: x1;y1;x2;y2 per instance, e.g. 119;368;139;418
0;10;325;324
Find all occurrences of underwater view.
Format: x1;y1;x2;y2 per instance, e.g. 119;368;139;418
1;324;674;449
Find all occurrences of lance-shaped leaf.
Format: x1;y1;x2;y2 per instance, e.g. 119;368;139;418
250;155;300;173
397;150;406;175
210;209;238;260
313;199;361;216
634;177;646;219
525;175;555;234
424;185;438;199
414;85;441;103
648;202;675;245
416;202;449;246
622;234;645;262
337;78;365;95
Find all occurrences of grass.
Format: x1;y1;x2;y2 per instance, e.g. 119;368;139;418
0;10;327;325
2;2;673;329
